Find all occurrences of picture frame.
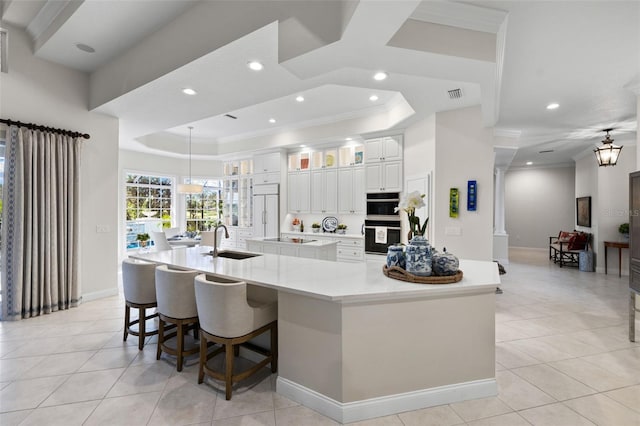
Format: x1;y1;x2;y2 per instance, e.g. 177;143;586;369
576;196;591;227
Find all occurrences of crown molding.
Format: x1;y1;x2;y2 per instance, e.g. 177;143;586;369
411;0;507;34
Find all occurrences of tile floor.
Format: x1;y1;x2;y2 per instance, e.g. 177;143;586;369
1;248;640;425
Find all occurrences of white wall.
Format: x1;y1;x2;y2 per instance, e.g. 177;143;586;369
118;149;223;260
433;106;494;260
0;24;120;300
505;166;575;249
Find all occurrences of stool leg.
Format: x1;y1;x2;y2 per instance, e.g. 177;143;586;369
157;319;164;360
225;342;234;400
198;335;206;384
271;323;278;373
123;305;130;342
177;323;184;372
138;307;145;350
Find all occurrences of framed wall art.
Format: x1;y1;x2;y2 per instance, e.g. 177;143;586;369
576;196;591;228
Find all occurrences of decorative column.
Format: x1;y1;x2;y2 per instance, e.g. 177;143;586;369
494;167;507;235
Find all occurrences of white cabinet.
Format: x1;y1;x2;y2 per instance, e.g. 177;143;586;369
288;152;311;171
311;169;337;214
365;135;403;163
280;232;364;262
338;143;365;167
253;184;279;238
365;161;402;193
288;171;310;213
219;227;253;250
311;148;338;169
338;166;365;214
253;152;281;184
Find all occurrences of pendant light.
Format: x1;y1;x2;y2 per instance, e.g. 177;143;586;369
177;126;203;194
594;128;623;167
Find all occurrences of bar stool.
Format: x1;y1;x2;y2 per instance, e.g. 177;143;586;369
194;274;278;400
155;265;200;372
122;258;159;350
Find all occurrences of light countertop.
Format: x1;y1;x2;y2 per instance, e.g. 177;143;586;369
130;246;500;304
247;237;338;247
281;230;364;239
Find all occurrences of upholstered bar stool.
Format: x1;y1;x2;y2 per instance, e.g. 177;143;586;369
194;274;278;400
155;265;200;372
122;258;159;350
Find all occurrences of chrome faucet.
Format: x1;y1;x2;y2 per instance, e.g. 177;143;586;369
212;224;229;257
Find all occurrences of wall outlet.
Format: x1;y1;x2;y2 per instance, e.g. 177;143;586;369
96;225;110;233
445;226;461;236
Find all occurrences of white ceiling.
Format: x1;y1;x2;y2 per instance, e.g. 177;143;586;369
1;0;638;168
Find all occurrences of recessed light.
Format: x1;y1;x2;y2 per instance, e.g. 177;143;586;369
75;43;95;53
546;103;560;110
269;118;276;124
369;95;379;101
300;144;306;148
526;161;533;165
248;61;264;71
373;71;388;81
296;95;305;102
182;88;197;96
345;137;353;141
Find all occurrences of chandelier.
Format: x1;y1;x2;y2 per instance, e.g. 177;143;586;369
594;129;622;167
177;126;204;193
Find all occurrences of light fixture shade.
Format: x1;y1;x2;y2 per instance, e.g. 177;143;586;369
177;183;203;194
594;129;623;167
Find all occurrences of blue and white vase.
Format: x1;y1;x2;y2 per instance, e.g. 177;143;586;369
432;248;459;276
405;236;432;276
386;245;406;269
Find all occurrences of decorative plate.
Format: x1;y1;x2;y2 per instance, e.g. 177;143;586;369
322;216;338;233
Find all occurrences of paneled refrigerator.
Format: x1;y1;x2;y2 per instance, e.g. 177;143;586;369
253;184;280;238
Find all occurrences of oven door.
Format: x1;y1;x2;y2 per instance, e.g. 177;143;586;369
364;225;401;254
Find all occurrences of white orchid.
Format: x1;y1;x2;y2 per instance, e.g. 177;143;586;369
395;191;428;236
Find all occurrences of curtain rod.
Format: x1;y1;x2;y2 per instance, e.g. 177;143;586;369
0;118;91;140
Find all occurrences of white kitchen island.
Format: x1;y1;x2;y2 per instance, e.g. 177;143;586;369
130;246;499;423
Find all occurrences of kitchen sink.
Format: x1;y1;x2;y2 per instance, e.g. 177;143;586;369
209;250;262;260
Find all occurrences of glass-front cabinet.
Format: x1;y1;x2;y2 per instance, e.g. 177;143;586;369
222;176;252;227
338;143;365;167
311;148;338;169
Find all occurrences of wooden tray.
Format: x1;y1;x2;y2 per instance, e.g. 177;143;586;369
382;265;463;284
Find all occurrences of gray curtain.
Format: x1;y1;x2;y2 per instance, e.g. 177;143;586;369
1;126;83;320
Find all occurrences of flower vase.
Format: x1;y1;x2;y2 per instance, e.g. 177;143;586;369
405;235;432;276
386;246;406;269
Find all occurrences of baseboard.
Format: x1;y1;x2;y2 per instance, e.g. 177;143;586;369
82;287;119;302
276;376;497;424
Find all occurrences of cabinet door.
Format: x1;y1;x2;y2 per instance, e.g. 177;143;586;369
382;136;403;161
288;173;297;212
253;195;265;238
365;163;383;192
265;194;279;238
288;172;310;213
365;138;383;163
311;170;324;213
263;152;281;172
324;169;338;214
352;167;365;214
383;161;403;192
338;168;354;213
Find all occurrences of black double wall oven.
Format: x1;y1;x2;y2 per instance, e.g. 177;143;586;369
364;192;401;254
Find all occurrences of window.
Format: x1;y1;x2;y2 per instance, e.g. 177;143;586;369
185;179;223;232
126;173;174;226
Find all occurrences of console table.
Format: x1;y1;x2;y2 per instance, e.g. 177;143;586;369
604;241;629;277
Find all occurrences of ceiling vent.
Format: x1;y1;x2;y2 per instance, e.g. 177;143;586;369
448;88;463;99
539;149;554;153
224;114;237;119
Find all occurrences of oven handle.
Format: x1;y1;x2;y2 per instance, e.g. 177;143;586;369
365;226;402;231
366;199;400;203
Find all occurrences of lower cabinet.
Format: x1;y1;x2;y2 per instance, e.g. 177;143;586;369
246;239;337;261
219;227;253;250
280;232;364;262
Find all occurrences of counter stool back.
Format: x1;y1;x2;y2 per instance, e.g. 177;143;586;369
122;258;159;350
155;265;200;371
194;274;278;400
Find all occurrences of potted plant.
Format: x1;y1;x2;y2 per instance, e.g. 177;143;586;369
136;233;150;248
619;223;629;240
337;223;347;234
312;222;321;233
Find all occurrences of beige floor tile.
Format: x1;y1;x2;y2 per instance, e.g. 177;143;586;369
63;332;117;352
512;364;596;401
19;400;100;426
274;405;339;426
0;356;45;382
519;402;596;426
346;414;404;425
605;384;640;414
536;334;604;357
550;358;638;392
106;361;174;397
581;349;640;381
495;343;541;369
84;391;162;426
449;396;513;421
40;368;125;406
503;339;573;362
212;410;276;426
563;393;640;426
77;345;139;372
212;379;275;420
0;375;67;412
0;409;32;426
465;412;531;426
397;404;464;426
147;375;217;426
273;392;299;409
496;370;556;410
498;319;554;338
20;350;96;379
2;336;70;358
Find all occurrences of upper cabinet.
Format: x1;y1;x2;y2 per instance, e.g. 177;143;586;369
311;148;338;169
223;159;253;176
253;152;281;184
338;143;365;167
288;152;311;172
364;135;403;163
